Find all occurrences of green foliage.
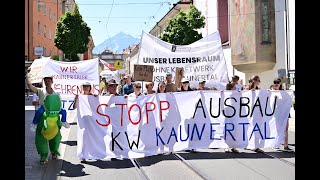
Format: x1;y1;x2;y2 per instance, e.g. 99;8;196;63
53;55;59;61
54;4;91;61
161;5;205;45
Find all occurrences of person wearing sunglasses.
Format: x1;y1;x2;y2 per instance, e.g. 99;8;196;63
125;82;144;98
270;78;293;152
179;78;193;92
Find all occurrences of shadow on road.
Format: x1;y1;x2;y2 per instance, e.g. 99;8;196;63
61;140;77;146
59;160;89;177
81;159;135;169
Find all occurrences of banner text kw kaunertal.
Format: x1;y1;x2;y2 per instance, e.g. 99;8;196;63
93;93;278;151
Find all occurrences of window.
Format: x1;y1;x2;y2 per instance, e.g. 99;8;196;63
49;30;52;39
261;0;270;43
43;47;46;56
49;9;51;19
43;4;46;15
38;21;41;33
44;25;46;37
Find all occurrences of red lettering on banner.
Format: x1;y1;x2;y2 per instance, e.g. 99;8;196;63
159;101;170;122
96;104;111;126
54;84;61;92
115;103;127;126
72;66;77;73
60;66;78;73
145;102;156;124
60;66;68;72
128;104;141;125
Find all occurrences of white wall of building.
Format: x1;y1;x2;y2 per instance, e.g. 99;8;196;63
287;0;295;70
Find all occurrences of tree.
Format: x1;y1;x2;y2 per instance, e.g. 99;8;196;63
54;4;91;61
161;5;205;45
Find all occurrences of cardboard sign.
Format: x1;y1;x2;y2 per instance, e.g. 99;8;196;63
133;64;154;81
28;57;49;83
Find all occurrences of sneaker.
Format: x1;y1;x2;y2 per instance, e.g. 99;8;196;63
185;149;196;153
254;148;264;153
231;148;239;153
283;146;294;152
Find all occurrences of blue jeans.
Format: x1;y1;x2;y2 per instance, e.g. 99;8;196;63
32;105;67;124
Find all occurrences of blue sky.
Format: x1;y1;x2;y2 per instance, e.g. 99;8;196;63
75;0;180;46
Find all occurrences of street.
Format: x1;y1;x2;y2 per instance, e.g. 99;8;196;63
25;94;295;180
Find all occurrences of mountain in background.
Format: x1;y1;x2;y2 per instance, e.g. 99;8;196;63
93;32;140;54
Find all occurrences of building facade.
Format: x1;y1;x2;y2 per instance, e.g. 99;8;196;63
194;0;295;89
25;0;64;63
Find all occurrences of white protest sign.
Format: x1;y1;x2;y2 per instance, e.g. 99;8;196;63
43;58;100;95
137;31;229;90
76;90;294;159
28;57;50;83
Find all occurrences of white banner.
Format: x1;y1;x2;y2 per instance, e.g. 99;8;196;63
137;31;229;90
77;90;294;159
43;58;100;95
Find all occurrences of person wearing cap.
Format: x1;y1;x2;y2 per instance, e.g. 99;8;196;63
107;79;120;96
164;72;177;92
73;82;94;109
179;78;193;92
195;79;210;90
27;76;69;129
122;74;134;95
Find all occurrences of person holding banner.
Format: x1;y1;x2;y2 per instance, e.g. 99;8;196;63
73;82;94;109
248;75;264;153
27;76;70;130
125;82;144;98
164;73;177;92
122;74;134;95
157;81;166;93
270;78;293;152
107;79;121;96
144;81;156;95
179;78;193;92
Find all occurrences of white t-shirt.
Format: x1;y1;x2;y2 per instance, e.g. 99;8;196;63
128;92;144;98
32;93;40;110
37;88;60;106
235;83;242;91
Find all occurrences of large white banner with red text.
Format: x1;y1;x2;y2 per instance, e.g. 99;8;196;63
76;90;294;159
43;58;100;95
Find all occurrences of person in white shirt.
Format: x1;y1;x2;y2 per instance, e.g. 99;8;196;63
125;82;144;98
27;76;69;130
231;75;243;91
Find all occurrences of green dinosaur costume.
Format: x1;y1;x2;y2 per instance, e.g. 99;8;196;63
35;94;63;162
